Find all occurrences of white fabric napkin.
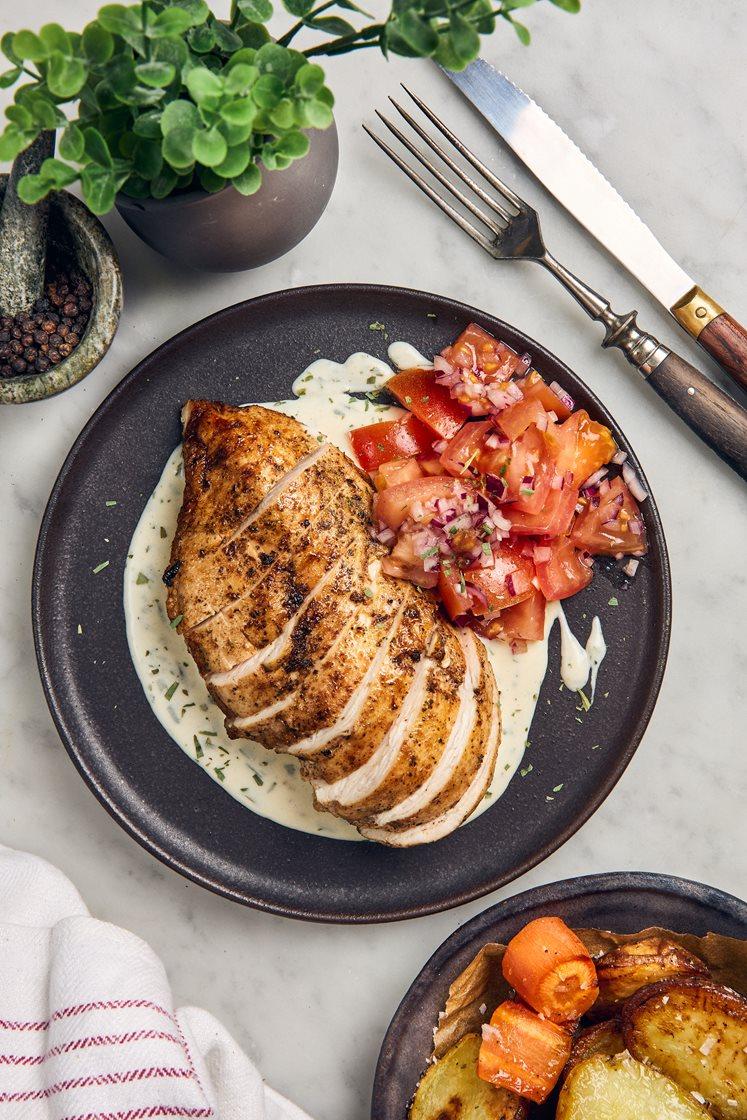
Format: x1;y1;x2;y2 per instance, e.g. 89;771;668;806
0;845;313;1120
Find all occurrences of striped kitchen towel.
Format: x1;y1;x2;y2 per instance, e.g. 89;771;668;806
0;846;312;1120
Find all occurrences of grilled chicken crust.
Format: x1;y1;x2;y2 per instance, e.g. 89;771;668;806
167;400;502;845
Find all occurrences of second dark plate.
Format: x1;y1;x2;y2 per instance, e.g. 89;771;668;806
33;284;671;922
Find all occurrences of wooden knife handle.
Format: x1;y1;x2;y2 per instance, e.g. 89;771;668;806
647;350;747;480
698;312;747;391
672;287;747;392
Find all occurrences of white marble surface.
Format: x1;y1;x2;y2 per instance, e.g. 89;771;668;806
1;2;746;1116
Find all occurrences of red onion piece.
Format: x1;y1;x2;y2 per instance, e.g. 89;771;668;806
549;380;574;411
622;461;648;501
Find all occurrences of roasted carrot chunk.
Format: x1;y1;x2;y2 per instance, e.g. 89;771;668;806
478;999;572;1103
502;916;599;1023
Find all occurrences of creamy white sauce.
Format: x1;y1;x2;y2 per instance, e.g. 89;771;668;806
124;342;606;840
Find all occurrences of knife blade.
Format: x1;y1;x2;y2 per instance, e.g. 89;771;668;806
443;59;747;392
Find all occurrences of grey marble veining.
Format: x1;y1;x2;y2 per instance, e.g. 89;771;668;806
1;2;746;1118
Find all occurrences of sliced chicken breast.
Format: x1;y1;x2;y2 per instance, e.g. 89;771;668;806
167;400;502;845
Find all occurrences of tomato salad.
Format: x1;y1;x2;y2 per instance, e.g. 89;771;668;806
348;323;648;650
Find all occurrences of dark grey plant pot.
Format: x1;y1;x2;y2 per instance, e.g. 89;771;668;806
115;122;338;273
0;176;123;405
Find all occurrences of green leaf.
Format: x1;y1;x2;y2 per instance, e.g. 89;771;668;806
213;142;251;177
133;108;163;138
150;165;178;197
391;10;439;56
161;98;200;133
224;47;257;68
151;36;188;68
448;12;479;63
58;122;85;160
305;15;356;35
548;0;581;10
12;30;47;62
236;21;271;48
133;137;163;178
97;4;147;52
251;72;283;108
0;66;21;88
82;22;114;64
188;24;216;52
47;52;88;98
39;23;70;55
212;22;244;51
269;97;295;128
192;125;227;167
464;0;495;35
304;97;333;128
224;63;258;94
255;42;294;79
280;0;313;14
198;166;225;192
218;116;254;145
121;173;150;198
81;166;117;213
1;32;21;66
174;0;210;21
118;130;137;158
23;93;62;129
135;61;176;88
508;15;531;44
6;104;34;128
17;172;53;204
295;62;324;95
149;8;196;37
185;66;223;103
232;162;261;195
162;124;197;168
0;125;30;161
39;156;78;187
277;129;308;159
273;153;291;170
236;0;274;21
220;97;256;126
83;125;113;167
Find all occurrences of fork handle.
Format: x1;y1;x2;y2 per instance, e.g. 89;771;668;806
644;350;747;479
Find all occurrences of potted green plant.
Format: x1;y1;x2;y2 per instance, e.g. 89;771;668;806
0;0;578;272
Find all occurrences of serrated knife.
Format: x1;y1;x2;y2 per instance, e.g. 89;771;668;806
443;59;747;393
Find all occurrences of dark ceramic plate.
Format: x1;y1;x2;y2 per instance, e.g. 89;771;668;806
372;872;747;1120
33;284;671;922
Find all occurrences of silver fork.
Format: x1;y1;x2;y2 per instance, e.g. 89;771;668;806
364;89;747;481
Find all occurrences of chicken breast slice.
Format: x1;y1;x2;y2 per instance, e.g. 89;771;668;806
185;468;372;676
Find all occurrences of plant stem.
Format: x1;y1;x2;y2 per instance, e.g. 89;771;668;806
277;0;340;47
302;22;381;56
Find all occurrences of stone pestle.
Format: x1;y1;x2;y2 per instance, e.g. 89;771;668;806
0;131;55;317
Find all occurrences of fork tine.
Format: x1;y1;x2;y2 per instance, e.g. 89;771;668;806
374;111;505;238
362;125;496;256
401;85;525;212
387;96;513;223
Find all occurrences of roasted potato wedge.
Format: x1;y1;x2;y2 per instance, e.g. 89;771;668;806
592;937;709;1017
409;1033;527;1120
556;1053;713;1119
623;977;747;1119
562;1019;625;1080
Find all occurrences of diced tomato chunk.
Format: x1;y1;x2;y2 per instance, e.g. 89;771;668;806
506;484;579;538
549;409;616;485
478;1000;572;1104
495;396;548;442
501;426;555;515
382;534;438;588
534;538;593;601
465;543;535;615
440;420;494;478
571;475;647;557
374;477;469;531
387;368;470;438
517;369;573;420
349;413;434;472
443;322;529;380
497;586;547;643
373;457;424;491
418;456;447;476
438;566;470;620
502;916;600;1023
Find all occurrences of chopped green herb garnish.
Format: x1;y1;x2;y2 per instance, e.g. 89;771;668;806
170;614;184;629
608;596;619;606
105;500;117;507
553;783;564;792
193;735;204;760
160;526;167;539
77;623;83;635
92;560;109;574
426;312;437;319
136;572;150;585
214;767;226;781
482;542;491;555
363;587;374;598
520;764;533;777
369;321;386;331
164;681;178;701
252;772;264;786
577;689;591;711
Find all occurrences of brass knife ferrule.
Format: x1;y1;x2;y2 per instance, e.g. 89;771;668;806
671;286;724;338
